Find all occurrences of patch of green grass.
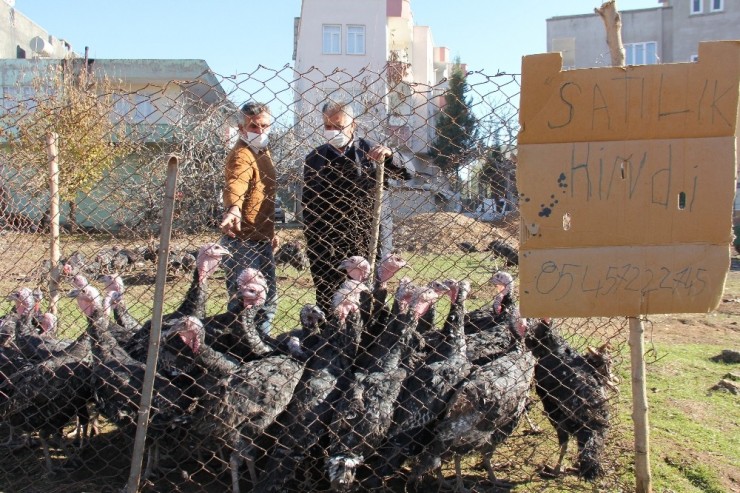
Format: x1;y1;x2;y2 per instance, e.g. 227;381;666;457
612;342;739;492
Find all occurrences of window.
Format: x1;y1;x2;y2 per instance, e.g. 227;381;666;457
625;42;658;65
710;0;723;12
690;54;699;62
347;25;366;55
322;25;341;54
690;0;702;14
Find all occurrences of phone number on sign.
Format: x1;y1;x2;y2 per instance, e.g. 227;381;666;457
533;261;708;300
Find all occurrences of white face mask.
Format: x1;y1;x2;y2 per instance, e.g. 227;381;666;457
242;131;269;150
324;129;351;149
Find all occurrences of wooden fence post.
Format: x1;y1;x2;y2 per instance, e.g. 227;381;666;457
597;1;652;491
46;132;60;316
125;155;180;493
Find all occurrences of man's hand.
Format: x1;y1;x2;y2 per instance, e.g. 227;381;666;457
272;236;281;250
220;206;241;237
367;145;392;162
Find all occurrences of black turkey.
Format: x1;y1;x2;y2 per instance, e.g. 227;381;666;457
275;240;310;271
325;279;442;491
355;253;408;369
525;318;610;481
368;280;468;485
99;273;142;338
465;270;517;335
202;267;278;364
124;242;230;361
70;283;198;479
255;289;365;493
273;304;326;360
186;295;304;493
410;342;535;490
488;239;519;266
0;322;94;473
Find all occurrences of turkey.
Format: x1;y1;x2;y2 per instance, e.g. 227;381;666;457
415;280;454;338
0;294;95;472
331;278;370;368
60;250;91;278
275;240;310;271
6;287;58;362
488;239;519;266
367;280;468;485
410;341;535;490
525;318;610;481
465;270;516;335
202;267;278;364
255;287;365;493
99;273;142;337
124;243;230;361
325;279;442;492
71;274;136;352
338;255;371;283
95;245;141;274
273;304;326;360
69;283;198;479
186;300;304;493
356;253;408;369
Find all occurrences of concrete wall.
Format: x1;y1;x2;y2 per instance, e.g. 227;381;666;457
0;1;75;59
547;1;740;69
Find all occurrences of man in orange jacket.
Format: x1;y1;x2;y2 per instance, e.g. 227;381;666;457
219;102;279;335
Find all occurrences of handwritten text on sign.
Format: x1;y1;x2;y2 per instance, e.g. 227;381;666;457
518;43;739;317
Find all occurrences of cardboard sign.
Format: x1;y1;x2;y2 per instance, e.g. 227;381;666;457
518;41;739;317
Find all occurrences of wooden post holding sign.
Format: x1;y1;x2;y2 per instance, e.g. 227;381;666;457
518;41;739;491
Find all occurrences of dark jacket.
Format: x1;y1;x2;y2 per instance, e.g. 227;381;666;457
302;138;412;255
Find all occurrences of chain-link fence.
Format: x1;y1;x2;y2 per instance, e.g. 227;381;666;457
0;61;631;492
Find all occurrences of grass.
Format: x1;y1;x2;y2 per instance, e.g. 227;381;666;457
610;342;739;492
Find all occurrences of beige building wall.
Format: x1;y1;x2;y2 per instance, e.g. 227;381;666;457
0;0;76;59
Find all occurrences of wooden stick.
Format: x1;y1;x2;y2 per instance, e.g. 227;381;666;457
367;158;385;285
596;2;652;491
629;316;652;493
46;132;60;316
126;155;180;493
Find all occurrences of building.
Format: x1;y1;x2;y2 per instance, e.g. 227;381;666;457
292;0;464;217
0;0;76;59
547;0;740;69
292;0;459;156
0;2;234;231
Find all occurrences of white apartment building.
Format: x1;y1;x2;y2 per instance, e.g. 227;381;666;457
547;0;740;69
292;0;458;155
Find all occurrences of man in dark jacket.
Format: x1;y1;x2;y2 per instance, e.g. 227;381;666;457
302;101;413;316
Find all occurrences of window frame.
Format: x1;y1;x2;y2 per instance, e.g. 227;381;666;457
624;41;658;66
710;0;723;12
690;0;703;14
346;25;366;55
322;24;341;55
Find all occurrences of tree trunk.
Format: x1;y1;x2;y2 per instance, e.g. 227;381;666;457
68;200;78;233
595;1;626;67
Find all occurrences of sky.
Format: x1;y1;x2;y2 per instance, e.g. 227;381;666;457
14;0;657;79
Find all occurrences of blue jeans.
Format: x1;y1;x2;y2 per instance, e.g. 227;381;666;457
219;236;277;336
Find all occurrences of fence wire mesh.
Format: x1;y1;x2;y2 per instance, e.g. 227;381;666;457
0;62;632;492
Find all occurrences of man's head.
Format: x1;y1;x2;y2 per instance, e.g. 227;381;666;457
322;101;355;149
239;102;271;149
